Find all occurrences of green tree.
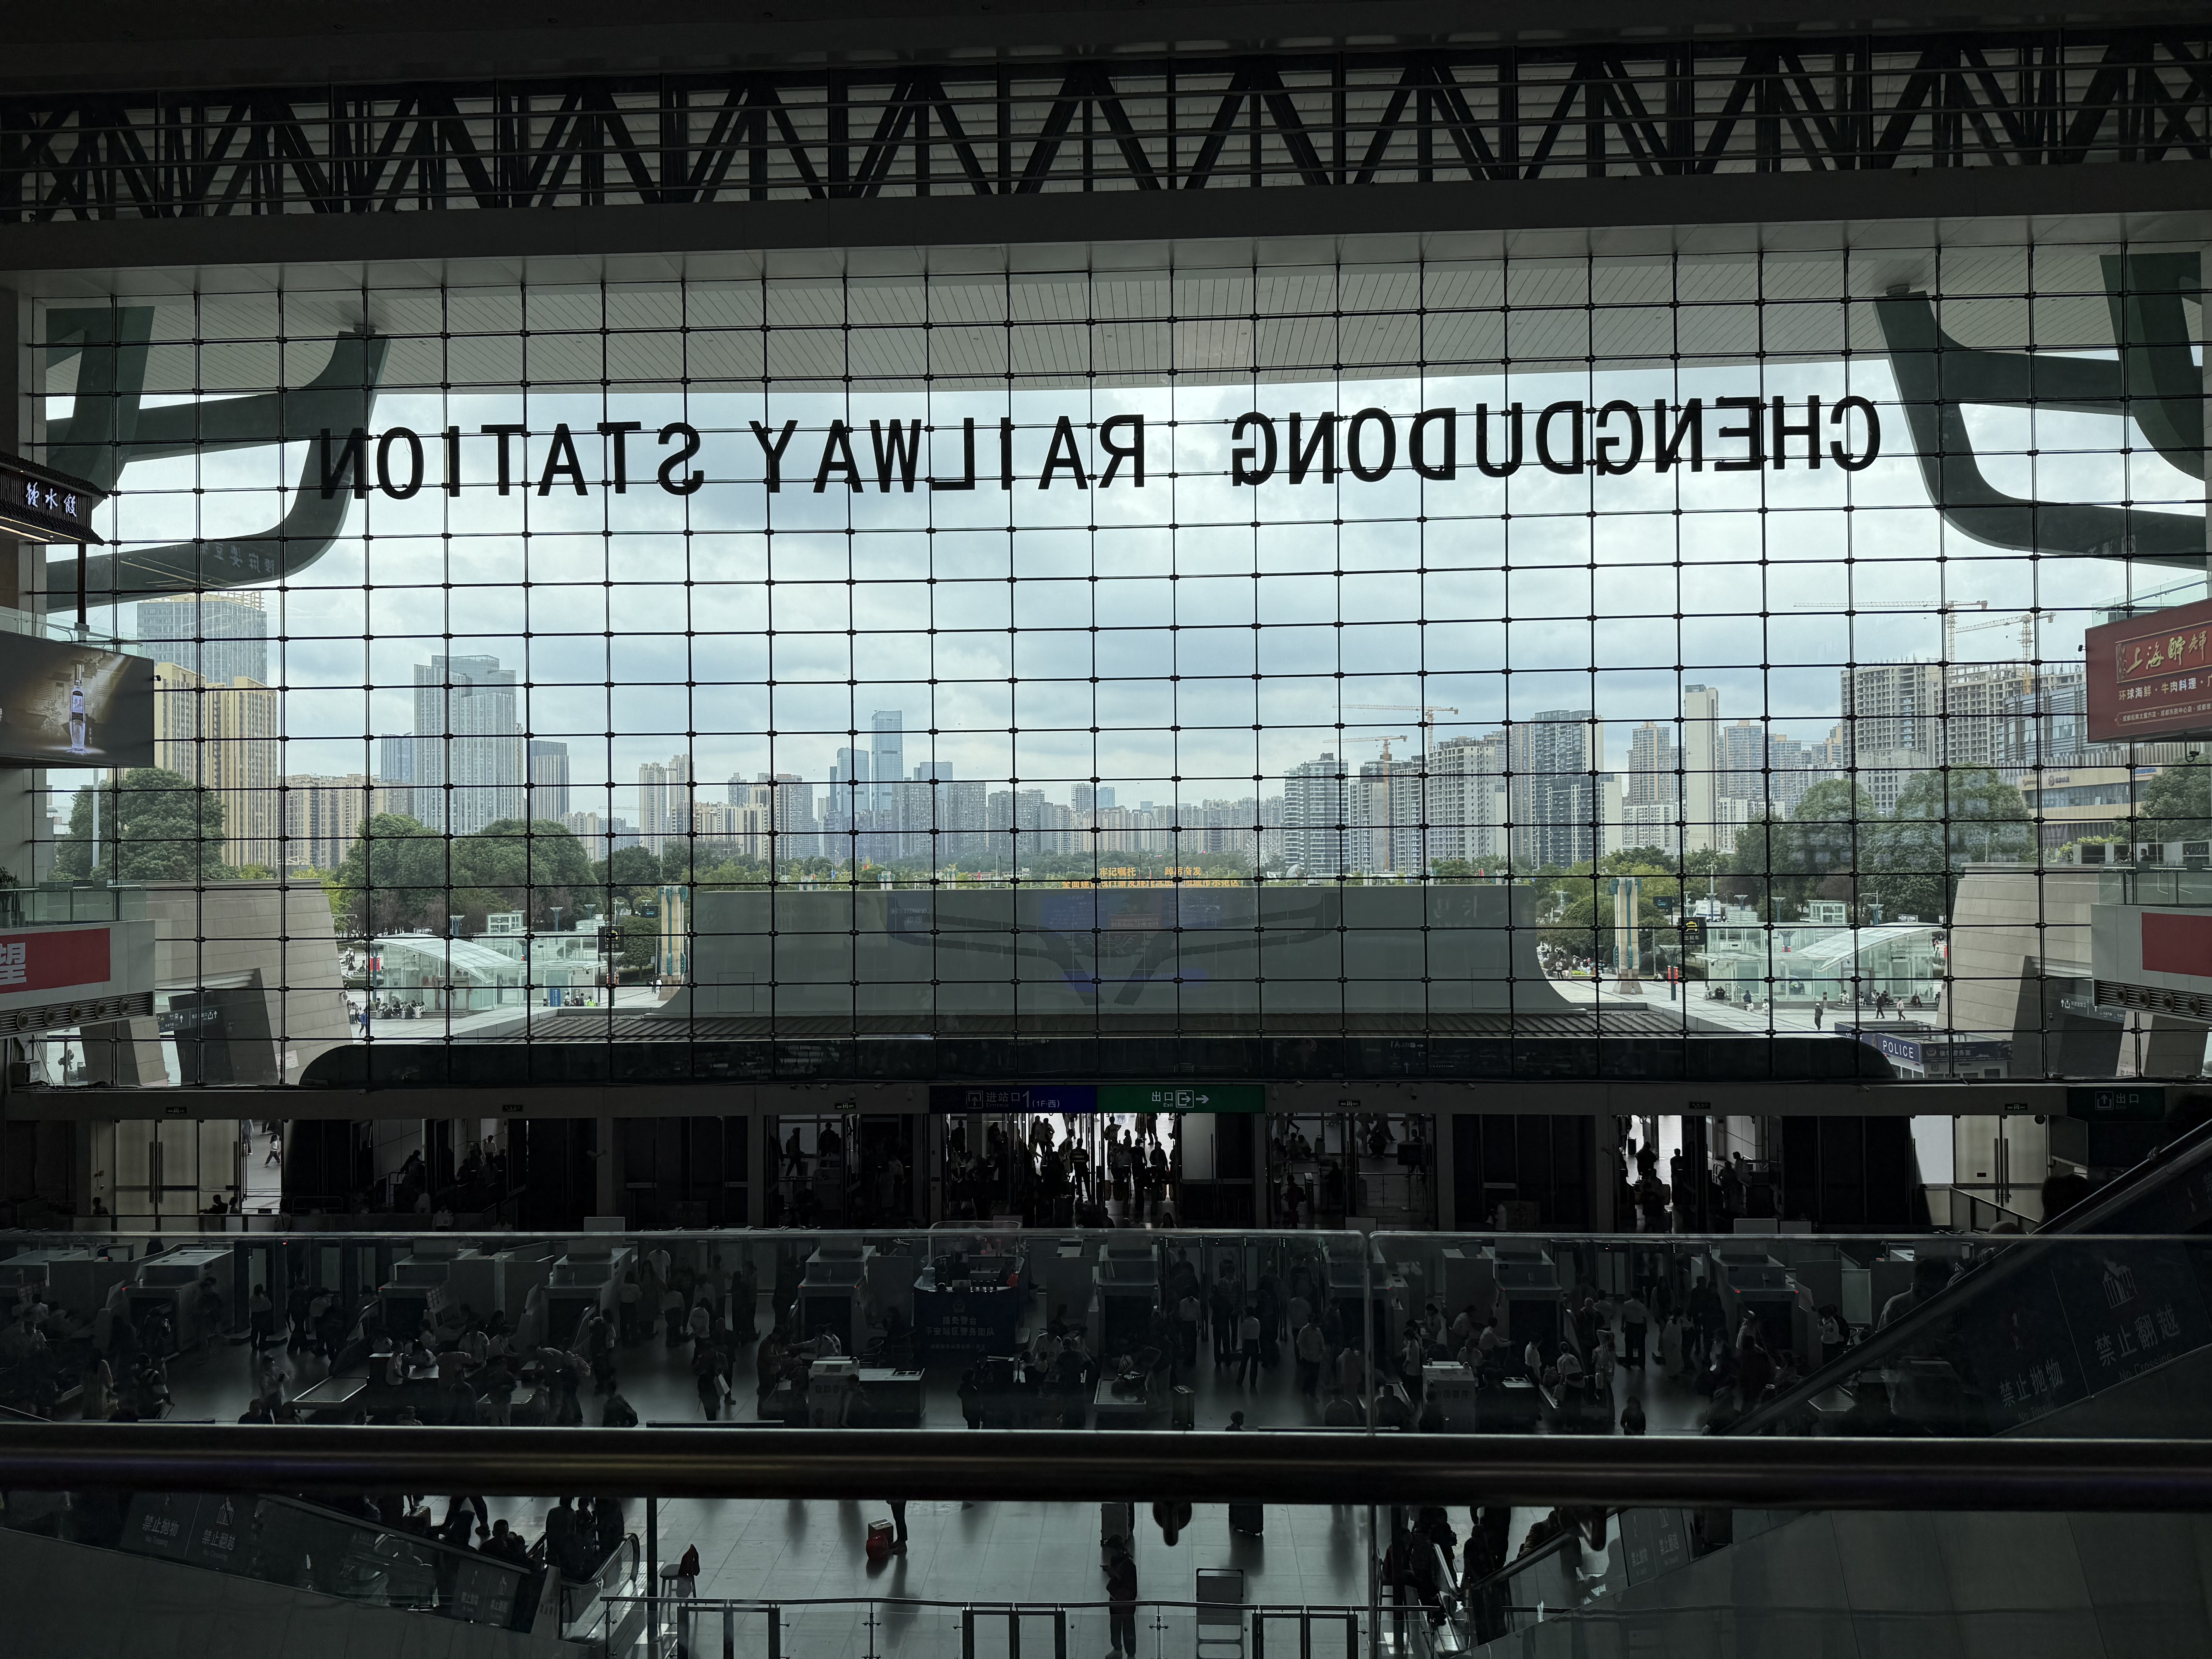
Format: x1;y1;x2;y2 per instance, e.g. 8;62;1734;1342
618;911;659;974
54;768;227;882
1867;767;2034;923
333;813;449;936
594;843;667;905
450;818;597;928
2135;758;2212;843
1729;779;1877;919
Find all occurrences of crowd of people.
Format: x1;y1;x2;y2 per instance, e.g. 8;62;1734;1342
939;1116;1181;1228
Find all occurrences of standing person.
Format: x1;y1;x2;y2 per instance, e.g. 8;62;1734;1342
886;1499;908;1554
247;1284;274;1352
1104;1537;1139;1659
1620;1291;1650;1367
1176;1286;1201;1370
1295;1315;1326;1398
694;1336;725;1420
82;1355;116;1421
1238;1304;1264;1387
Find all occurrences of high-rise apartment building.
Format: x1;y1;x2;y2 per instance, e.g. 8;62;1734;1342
1427;732;1508;866
1943;663;2028;770
1348;754;1425;873
528;739;570;822
1841;661;1948;812
411;655;526;835
148;659;282;871
284;774;372;871
151;662;203;781
637;753;692;852
1283;752;1350;876
2002;668;2088;769
1509;711;1601;869
1620;720;1680;855
204;677;281;871
134;591;270;686
1680;684;1721;855
1719;718;1768;801
375;733;415;821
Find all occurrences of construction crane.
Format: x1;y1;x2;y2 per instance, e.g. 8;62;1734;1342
1781;599;2037;687
1349;702;1460;744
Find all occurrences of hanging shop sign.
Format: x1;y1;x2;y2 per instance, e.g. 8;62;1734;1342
927;1082;1267;1112
0;448;104;544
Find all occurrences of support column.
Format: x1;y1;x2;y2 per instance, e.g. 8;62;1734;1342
0;286;43;887
595;1115;617;1218
1433;1110;1457;1231
1590;1114;1620;1232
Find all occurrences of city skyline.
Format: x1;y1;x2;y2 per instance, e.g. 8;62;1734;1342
132;622;2161;876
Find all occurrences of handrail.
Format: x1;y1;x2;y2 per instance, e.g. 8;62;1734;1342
1464;1529;1576;1600
1731;1113;2212;1438
2;1426;2210;1510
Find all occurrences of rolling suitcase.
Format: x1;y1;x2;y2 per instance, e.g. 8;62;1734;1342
866;1519;896;1562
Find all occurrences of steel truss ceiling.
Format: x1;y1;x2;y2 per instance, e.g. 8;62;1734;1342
5;31;2211;223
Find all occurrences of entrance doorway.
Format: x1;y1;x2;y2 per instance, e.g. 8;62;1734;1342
98;1118;239;1224
938;1109;1181;1226
765;1114;919;1227
1265;1113;1436;1228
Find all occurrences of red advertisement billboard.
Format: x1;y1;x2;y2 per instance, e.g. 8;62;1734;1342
2085;594;2212;744
0;926;111;1000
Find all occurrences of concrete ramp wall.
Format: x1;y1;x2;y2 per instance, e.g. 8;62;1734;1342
1477;1508;2212;1659
0;1524;572;1659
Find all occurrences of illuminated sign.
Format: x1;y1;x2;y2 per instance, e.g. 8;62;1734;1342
0;449;103;544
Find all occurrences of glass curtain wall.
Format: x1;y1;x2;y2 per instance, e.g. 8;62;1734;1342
29;240;2212;1084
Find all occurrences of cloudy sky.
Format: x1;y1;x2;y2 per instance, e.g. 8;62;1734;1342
58;335;2205;827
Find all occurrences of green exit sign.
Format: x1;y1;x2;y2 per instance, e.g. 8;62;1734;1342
1098;1084;1266;1113
2066;1086;2166;1121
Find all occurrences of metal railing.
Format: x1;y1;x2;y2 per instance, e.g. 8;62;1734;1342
574;1596;1372;1659
3;1425;2212;1511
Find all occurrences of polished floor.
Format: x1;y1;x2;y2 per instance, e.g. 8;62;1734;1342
146;1270;1707;1618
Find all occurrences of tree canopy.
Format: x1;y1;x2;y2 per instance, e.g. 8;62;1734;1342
337;815;601;936
2135;758;2211;843
54;768;227;882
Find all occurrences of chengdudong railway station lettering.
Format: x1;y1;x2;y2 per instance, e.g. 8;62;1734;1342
316;395;1879;501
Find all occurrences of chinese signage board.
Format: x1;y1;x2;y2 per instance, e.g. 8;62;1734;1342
2085;593;2212;742
928;1082;1266;1113
0;448;103;544
1097;1083;1266;1113
120;1492;248;1573
2066;1086;2166;1121
0;925;110;997
0;631;155;768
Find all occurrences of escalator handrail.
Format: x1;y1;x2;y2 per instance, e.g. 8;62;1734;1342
1730;1111;2212;1438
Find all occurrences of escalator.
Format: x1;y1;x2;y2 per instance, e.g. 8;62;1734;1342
1463;1114;2212;1654
1729;1109;2212;1441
